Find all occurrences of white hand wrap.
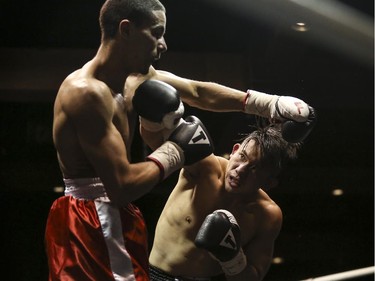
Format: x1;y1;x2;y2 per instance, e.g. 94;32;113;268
147;141;184;181
244;90;309;122
215;248;247;276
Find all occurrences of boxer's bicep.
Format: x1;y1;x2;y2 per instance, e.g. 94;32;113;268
153;70;199;102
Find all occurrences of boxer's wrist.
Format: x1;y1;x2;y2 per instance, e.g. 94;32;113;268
216;248;247;276
243;90;279;119
147;141;184;181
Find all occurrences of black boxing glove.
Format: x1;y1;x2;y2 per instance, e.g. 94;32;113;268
147;115;214;179
168;115;213;165
133;79;184;135
195;210;247;276
282;106;317;143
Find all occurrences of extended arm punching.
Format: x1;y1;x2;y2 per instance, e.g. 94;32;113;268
144;69;317;144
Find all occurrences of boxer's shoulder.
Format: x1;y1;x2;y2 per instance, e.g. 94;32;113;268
182;153;223;185
56;77;115;121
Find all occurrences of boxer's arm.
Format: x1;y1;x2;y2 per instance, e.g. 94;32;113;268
152;68;246;112
151;69;316;143
61;82;161;206
152;68;311;120
128;67;315;124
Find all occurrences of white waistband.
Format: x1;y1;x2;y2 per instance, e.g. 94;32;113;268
64;177;108;200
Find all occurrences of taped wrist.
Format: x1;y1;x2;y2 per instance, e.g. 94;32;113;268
243;90;279;119
215;248;247;276
146;141;185;181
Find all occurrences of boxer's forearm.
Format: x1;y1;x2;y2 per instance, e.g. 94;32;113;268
181;81;246;112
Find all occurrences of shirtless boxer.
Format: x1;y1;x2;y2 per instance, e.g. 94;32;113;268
45;0;314;279
149;127;293;281
132;80;316;281
45;1;213;280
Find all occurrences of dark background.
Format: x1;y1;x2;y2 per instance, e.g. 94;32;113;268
0;0;373;280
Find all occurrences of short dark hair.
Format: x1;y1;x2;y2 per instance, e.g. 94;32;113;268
240;125;300;176
99;0;165;40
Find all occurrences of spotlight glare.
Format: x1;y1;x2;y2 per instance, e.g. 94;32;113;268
292;22;309;32
272;256;284;264
332;188;344;196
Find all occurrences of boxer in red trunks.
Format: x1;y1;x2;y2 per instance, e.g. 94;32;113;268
45;1;213;280
46;178;149;280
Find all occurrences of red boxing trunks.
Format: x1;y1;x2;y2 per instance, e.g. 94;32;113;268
45;178;149;281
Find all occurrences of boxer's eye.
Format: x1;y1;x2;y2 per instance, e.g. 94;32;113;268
152;27;165;40
238;152;249;163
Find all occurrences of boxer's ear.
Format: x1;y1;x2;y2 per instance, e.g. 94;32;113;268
119;19;131;38
230;143;241;157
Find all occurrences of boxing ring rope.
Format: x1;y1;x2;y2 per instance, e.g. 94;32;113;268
301;266;374;281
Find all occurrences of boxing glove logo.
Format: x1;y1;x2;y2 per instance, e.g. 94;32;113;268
219;229;237;250
188;125;210;145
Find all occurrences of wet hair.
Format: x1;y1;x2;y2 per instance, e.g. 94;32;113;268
239;124;300;176
99;0;165;40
